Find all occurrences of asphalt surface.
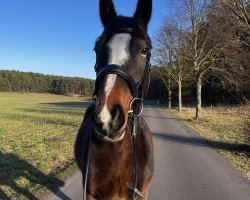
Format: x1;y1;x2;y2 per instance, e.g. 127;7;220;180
50;103;250;200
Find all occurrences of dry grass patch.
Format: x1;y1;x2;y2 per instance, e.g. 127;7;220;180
167;106;250;180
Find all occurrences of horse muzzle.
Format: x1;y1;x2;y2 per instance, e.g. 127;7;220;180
92;104;126;142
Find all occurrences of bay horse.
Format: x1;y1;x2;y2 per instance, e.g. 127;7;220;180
75;0;154;199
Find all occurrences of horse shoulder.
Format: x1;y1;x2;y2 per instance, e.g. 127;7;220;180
138;117;154;175
139;117;153;152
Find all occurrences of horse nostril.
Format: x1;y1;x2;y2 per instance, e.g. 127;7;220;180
110;106;125;130
93;114;103;130
94;121;103;132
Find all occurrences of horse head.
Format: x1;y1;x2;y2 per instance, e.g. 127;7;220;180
92;0;152;142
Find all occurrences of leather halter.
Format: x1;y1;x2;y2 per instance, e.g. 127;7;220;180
93;27;151;101
94;65;138;98
83;27;151;200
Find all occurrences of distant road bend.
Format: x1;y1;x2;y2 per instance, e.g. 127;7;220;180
50;102;250;200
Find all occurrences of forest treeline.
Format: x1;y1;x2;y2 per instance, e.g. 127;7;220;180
149;0;250;118
0;70;95;96
147;67;249;105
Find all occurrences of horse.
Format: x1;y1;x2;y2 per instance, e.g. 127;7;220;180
74;0;154;199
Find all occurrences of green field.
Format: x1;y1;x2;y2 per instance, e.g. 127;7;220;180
0;92;90;199
168;106;250;180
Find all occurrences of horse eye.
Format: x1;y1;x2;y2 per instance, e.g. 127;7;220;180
141;48;149;56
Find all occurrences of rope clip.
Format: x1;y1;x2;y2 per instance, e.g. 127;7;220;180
128;98;144;117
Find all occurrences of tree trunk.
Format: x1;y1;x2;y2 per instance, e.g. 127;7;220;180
168;90;172;109
195;75;202;119
167;75;172;109
178;80;182;112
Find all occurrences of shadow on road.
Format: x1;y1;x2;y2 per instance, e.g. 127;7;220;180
152;132;250;155
0;151;70;200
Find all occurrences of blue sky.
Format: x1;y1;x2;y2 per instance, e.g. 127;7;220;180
0;0;172;79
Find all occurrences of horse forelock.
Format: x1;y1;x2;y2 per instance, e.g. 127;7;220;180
94;16;151;72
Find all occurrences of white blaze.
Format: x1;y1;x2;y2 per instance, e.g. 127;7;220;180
99;74;117;130
104;74;117;98
107;33;131;66
98;33;131;131
99;104;111;131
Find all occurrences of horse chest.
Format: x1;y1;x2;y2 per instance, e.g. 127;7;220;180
87;137;140;199
90;137;133;178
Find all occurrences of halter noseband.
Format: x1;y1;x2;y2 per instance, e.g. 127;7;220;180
94;64;138;98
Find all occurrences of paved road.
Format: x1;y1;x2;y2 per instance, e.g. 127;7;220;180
50;103;250;200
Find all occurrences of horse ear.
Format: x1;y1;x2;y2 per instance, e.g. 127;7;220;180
99;0;117;27
133;0;152;30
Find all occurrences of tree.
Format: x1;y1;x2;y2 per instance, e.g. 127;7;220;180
153;23;176;108
168;24;192;111
219;0;250;32
154;20;181;108
209;1;250;103
173;0;228;118
148;1;249;107
155;65;175;108
154;20;193;110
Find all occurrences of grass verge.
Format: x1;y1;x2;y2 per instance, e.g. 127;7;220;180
0;92;90;199
166;106;250;180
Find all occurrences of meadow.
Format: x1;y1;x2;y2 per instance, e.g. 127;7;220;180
168;106;250;180
0;92;90;199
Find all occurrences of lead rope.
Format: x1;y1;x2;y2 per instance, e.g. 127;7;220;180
83;116;92;200
132;115;138;200
126;101;144;200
